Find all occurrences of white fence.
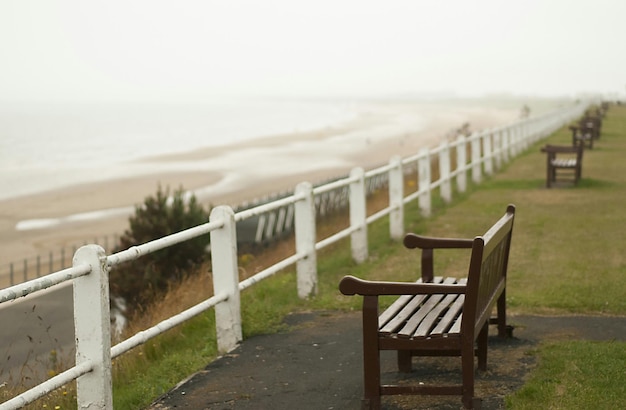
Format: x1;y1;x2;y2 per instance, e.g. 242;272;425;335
0;102;588;409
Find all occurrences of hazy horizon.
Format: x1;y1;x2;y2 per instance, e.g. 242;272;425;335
1;0;625;104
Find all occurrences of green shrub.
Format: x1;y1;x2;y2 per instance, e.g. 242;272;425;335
109;185;211;311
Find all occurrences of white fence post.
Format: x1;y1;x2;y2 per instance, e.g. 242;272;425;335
493;129;502;170
73;245;113;410
523;120;531;149
502;127;511;163
418;148;432;217
527;118;536;145
518;123;525;154
295;182;317;298
483;130;494;176
518;122;526;151
471;132;482;184
210;205;242;354
438;141;452;203
511;125;520;157
455;135;467;193
350;167;368;264
388;156;404;241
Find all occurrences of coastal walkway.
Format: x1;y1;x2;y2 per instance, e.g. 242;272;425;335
148;312;626;410
148;104;626;409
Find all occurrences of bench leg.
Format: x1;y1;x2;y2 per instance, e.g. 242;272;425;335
362;397;381;410
496;290;509;338
362;347;382;410
546;163;553;188
461;341;477;409
477;322;488;371
469;397;483;409
362;296;381;409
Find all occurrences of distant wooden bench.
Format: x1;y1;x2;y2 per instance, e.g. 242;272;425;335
569;114;602;149
339;205;516;409
541;143;584;188
569;123;594;149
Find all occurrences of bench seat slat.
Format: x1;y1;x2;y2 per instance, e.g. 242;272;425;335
378;277;426;326
396;277;458;339
380;294;429;335
378;294;413;327
448;312;463;335
430;286;466;336
413;293;463;339
379;277;444;335
397;294;445;338
551;159;577;168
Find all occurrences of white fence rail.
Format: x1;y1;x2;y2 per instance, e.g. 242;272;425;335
0;102;588;409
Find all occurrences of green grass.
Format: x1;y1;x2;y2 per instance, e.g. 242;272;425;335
507;340;626;409
112;312;219;408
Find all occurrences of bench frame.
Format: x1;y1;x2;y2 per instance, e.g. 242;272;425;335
568;113;602;149
340;205;516;409
541;143;583;188
569;125;594;149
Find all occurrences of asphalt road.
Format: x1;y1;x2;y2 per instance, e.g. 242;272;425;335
0;284;75;387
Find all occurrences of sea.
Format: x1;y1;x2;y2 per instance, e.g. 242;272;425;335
1;95;551;206
0;98;361;201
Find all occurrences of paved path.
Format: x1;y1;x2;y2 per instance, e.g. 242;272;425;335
0;284;75;386
147;311;626;410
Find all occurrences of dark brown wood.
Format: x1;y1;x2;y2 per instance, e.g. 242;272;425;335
569;125;594;149
403;234;473;284
541;144;584;188
339;204;516;409
568;112;603;149
582;114;602;139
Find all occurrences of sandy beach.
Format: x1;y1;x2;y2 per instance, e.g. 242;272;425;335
0;100;523;286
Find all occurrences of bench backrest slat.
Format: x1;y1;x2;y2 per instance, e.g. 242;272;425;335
462;205;515;336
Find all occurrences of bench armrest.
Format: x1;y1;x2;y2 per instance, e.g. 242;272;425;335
541;144;580;154
339;275;466;296
403;233;473;282
403;233;473;250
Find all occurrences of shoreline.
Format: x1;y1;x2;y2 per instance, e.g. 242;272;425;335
0;100;523;285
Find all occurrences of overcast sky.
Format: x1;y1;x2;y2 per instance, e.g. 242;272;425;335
1;0;625;103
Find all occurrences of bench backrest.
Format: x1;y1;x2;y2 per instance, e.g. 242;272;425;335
541;143;584;163
462;204;516;337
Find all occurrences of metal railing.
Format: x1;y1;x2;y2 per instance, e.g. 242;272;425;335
0;235;120;288
0;101;587;409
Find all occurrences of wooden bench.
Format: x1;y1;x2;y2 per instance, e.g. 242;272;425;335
339;205;516;409
569;113;602;149
541;143;584;188
569;124;594;149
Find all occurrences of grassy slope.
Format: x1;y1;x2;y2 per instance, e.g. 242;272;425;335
502;105;626;408
420;106;626;316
